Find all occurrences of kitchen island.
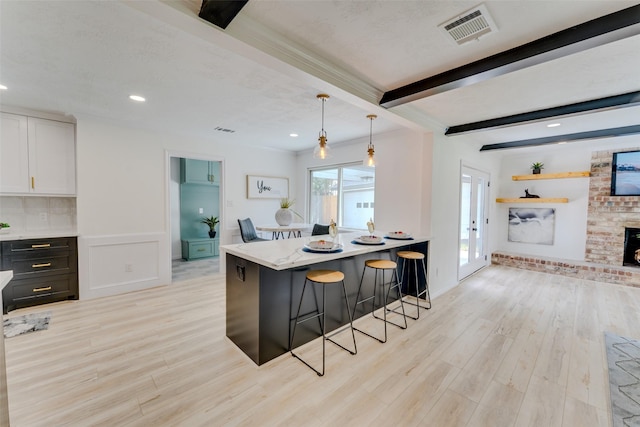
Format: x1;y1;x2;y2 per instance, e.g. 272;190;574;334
222;232;430;365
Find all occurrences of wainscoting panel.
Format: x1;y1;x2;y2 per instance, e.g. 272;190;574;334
79;232;171;299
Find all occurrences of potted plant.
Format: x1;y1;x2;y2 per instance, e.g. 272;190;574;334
0;222;9;234
200;216;219;238
275;198;302;226
531;162;544;174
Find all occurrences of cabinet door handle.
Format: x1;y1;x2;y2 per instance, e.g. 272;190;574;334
31;176;35;189
32;262;52;268
31;243;51;249
33;286;52;293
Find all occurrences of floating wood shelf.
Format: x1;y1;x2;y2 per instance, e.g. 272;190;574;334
496;198;569;203
512;171;590;181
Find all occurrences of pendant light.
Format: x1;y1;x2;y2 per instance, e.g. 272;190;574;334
313;94;331;159
365;114;377;167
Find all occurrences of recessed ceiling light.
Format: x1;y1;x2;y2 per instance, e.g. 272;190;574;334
289;133;298;137
129;95;145;102
547;123;561;128
0;84;7;90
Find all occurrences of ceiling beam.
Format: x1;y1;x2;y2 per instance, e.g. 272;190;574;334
198;0;249;29
445;91;640;135
479;125;640;151
380;4;640;109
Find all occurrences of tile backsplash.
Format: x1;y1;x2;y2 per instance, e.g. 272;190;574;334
0;196;76;232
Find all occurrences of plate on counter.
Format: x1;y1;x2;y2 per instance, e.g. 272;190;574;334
307;240;336;250
352;236;385;245
385;231;413;240
303;242;343;253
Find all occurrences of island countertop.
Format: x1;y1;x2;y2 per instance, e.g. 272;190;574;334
221;231;431;271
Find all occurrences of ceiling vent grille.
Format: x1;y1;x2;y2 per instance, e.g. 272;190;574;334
438;4;498;45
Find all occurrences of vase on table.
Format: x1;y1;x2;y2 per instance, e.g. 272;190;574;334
275;208;293;226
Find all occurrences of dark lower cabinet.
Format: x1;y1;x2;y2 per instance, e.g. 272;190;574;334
1;237;78;313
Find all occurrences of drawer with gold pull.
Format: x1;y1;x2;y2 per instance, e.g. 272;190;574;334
5;254;72;278
8;274;77;301
3;237;74;253
1;237;78;313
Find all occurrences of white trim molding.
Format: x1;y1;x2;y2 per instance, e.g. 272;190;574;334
78;232;170;299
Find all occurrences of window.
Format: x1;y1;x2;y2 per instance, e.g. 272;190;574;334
309;163;375;229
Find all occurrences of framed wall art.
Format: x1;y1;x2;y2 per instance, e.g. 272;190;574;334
611;150;640;196
508;207;556;245
246;175;289;199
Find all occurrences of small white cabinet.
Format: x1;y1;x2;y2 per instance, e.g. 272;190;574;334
0;113;76;195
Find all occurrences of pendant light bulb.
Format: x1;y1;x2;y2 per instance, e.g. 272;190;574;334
365;114;377;167
313;94;331;159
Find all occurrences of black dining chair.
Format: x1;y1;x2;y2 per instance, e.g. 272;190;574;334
311;223;330;236
238;218;269;243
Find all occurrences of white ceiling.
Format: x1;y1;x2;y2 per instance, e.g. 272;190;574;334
0;0;638;154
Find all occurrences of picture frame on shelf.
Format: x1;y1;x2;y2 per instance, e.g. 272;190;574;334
246;175;289;199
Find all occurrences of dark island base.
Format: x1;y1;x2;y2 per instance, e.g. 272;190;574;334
226;241;428;365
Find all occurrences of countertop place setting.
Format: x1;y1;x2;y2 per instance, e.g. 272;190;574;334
222;230;429;270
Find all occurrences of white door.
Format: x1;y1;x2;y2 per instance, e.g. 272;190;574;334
458;165;490;280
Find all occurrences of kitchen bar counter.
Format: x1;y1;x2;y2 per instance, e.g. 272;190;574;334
0;229;77;242
222;231;430;271
222;232;430;365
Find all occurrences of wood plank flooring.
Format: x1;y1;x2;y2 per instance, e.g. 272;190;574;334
4;265;640;426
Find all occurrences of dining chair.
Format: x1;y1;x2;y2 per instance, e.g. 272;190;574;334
238;218;269;243
311;224;330;236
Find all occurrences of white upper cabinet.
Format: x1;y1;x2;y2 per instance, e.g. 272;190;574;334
0;113;76;195
0;113;29;193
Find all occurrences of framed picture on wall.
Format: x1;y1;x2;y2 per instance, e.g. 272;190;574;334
611;150;640;196
508;207;556;245
246;175;289;199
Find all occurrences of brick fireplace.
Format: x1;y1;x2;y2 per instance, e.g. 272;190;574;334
585;148;640;268
492;148;640;287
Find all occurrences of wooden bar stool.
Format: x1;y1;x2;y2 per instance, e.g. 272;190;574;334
290;269;357;376
351;259;407;343
396;251;431;319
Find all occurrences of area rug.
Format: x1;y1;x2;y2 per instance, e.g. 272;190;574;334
3;311;51;338
605;331;640;427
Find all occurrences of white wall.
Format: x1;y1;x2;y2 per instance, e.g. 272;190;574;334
75;117;297;299
428;133;502;297
294;128;432;235
493;146;591;260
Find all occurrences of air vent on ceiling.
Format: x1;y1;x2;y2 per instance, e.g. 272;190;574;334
438;4;498;45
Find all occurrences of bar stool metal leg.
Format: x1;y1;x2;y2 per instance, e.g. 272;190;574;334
394;251;431;320
290;271;357;376
352;260;407;343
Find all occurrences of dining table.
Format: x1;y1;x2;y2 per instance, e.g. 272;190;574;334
220;231;430;365
255;223;312;240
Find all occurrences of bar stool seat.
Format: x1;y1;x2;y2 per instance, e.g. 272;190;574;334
290;269;357;376
352;259;407;343
396;251;431;320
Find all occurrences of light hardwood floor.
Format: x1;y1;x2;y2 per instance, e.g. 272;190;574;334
4;265;640;426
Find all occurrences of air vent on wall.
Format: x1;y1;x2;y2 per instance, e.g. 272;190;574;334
438;4;498;45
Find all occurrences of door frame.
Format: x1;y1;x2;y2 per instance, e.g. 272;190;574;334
457;162;491;281
165;150;226;280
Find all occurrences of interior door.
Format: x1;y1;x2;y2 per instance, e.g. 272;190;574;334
458;165;490;280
